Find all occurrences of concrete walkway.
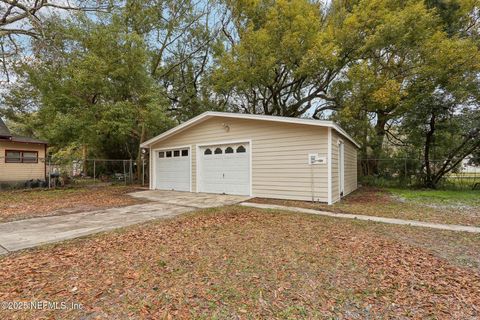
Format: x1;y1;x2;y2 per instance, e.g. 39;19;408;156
0;191;249;254
241;202;480;233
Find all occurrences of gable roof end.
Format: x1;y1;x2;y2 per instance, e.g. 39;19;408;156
140;111;361;149
0;118;11;138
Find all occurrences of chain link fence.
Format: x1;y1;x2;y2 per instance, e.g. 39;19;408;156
2;154;479;190
0;156;149;190
358;158;480;190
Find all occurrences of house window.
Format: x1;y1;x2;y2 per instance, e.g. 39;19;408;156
225;147;234;154
5;150;38;163
159;151;165;158
181;149;189;157
204;148;212;155
236;145;246;153
214;147;223;154
22;152;38;163
5;151;21;163
173;150;180;157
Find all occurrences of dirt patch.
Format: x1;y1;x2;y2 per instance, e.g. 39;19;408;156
0;186;146;223
0;206;479;319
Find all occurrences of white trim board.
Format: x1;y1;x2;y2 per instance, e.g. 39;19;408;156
327;128;333;205
337;139;345;199
141;111;360;149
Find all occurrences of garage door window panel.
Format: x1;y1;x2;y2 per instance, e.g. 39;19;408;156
214;148;223;154
204;148;212;155
174;150;180;157
237;145;246;153
225;147;234;154
182;149;188;156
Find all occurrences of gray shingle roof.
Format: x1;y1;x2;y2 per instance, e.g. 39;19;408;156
0;118;11;137
10;136;48;144
0;118;47;144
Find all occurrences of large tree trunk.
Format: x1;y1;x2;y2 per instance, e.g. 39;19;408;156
82;144;88;177
368;113;388;175
424;113;436;188
136;123;146;182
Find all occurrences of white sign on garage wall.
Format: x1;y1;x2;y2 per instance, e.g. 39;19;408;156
308;153;327;165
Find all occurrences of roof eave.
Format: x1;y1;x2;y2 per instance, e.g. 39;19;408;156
140;112;361;149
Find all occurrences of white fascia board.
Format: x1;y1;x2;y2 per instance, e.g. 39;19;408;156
327;127;333;205
140;111;361;149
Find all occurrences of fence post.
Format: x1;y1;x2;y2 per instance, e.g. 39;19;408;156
130;159;133;184
123;160;126;186
48;156;51;189
142;158;145;187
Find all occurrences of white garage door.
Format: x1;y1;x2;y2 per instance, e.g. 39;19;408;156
199;143;250;196
155;148;190;191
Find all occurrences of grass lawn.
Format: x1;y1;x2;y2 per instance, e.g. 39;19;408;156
0;206;479;319
251;187;480;227
390;188;480;206
0;185;145;223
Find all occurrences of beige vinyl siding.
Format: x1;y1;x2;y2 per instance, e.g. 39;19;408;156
0;141;46;182
151;117;330;202
331;131;340;203
331;131;358;202
343;139;358;196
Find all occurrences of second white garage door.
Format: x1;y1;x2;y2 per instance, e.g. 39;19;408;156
198;143;250;196
155;148;190;191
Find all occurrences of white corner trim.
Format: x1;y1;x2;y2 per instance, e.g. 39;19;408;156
327;128;333;205
190;146;193;192
149;148;153;190
195;144;200;193
249;139;253;197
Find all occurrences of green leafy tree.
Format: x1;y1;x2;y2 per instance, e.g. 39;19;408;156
2;14;173;166
328;0;480;181
213;0;362;116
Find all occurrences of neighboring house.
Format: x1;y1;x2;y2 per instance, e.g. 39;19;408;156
141;112;360;204
461;156;480;173
0;118;48;183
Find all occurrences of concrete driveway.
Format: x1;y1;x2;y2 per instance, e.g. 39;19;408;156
0;190;250;254
129;190;250;208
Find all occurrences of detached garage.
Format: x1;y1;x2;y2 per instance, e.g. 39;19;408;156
141;112;359;204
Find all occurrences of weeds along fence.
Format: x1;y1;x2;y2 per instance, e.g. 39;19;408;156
0;156;149;189
358;158;480;190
